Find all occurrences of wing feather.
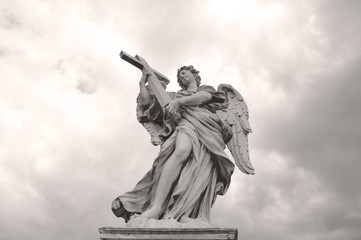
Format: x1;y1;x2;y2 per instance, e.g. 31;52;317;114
217;84;255;175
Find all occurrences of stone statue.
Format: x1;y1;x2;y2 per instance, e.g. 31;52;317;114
112;52;254;227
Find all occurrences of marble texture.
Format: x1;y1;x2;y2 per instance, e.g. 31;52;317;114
99;227;238;240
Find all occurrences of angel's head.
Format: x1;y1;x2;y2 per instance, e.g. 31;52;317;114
177;65;201;90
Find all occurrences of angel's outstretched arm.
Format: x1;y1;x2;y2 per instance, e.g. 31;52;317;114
166;91;212;116
178;91;212;106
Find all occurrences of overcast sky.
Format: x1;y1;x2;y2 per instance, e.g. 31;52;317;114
1;0;361;239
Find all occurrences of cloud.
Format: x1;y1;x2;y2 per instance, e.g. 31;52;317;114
1;8;21;29
1;0;360;240
76;78;98;94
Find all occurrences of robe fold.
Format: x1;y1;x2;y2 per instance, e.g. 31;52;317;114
112;85;234;223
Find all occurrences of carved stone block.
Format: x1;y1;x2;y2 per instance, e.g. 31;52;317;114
99;227;238;240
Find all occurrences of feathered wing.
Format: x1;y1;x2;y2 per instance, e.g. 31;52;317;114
216;84;255;175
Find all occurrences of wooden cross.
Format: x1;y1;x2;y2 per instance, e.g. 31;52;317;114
119;51;171;107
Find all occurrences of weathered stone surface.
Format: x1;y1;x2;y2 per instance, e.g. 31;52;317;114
99;227;238;240
114;52;253;225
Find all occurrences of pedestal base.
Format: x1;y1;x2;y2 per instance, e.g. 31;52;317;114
99;227;238;240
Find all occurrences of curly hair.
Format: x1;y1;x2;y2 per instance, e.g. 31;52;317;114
177;65;201;90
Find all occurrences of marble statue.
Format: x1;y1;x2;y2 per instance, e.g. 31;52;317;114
112;52;254;227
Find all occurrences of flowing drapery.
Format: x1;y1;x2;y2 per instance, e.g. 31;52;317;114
112;85;234;223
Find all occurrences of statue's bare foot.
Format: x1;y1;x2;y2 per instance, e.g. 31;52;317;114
179;215;194;223
140;206;161;219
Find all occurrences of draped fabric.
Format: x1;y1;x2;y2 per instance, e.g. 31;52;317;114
112;85;235;223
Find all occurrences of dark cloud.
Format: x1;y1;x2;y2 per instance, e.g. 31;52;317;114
290;62;360;194
1;9;21;29
251;2;361;235
76;78;98;94
258;36;361;197
313;0;361;57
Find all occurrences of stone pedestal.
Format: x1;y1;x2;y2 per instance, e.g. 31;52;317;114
99;227;238;240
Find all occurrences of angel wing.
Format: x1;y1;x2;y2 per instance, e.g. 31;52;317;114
216;84;255;175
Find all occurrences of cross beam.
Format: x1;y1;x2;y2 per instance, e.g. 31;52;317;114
120;51;171;107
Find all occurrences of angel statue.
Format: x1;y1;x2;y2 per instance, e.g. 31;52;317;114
112;52;254;227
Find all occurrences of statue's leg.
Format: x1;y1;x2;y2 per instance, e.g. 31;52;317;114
141;131;192;219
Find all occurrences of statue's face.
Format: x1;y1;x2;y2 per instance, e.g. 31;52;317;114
178;69;195;87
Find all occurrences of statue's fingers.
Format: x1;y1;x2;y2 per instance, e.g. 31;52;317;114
144;75;149;83
164;106;172;117
169;108;176;116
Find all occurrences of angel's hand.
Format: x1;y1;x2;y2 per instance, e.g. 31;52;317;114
165;99;181;116
139;72;152;105
140;71;150;85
